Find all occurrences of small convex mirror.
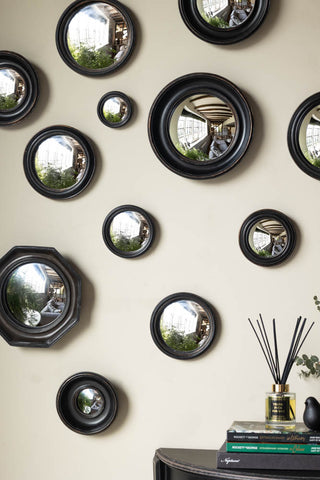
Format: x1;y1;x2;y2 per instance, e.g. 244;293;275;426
77;388;105;417
102;205;154;258
239;210;296;266
170;93;236;162
150;293;216;359
97;91;132;127
196;0;255;29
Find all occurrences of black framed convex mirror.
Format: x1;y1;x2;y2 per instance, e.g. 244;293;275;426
56;372;118;435
239;210;296;267
148;73;253;179
56;0;135;76
288;92;320;180
0;246;81;347
102;205;154;258
97;91;132;127
150;293;216;359
23;125;95;199
0;51;39;126
179;0;270;45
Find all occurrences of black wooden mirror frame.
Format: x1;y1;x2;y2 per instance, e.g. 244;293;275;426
56;371;118;435
288;92;320;181
97;91;132;128
148;73;253;179
178;0;270;45
0;246;81;347
102;204;155;258
23;125;95;199
239;209;296;267
150;292;216;360
56;0;135;77
0;51;39;126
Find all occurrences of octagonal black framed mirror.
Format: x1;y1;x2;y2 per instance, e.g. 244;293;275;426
97;91;132;127
56;0;135;76
150;292;216;359
102;205;154;258
148;73;253;179
239;209;296;267
0;246;81;347
178;0;270;45
288;92;320;181
0;51;39;126
23;125;95;199
56;372;118;435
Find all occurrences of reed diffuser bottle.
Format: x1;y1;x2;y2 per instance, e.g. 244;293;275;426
249;315;314;429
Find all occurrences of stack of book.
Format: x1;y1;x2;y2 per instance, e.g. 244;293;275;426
217;421;320;470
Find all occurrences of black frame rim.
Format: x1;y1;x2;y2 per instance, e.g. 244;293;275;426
239;209;296;267
178;0;270;45
288;92;320;181
0;51;39;126
97;91;132;128
56;0;135;77
150;292;216;360
102;205;155;258
56;372;118;435
148;72;253;179
23;125;95;199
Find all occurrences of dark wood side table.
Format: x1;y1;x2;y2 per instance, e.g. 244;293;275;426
154;448;320;480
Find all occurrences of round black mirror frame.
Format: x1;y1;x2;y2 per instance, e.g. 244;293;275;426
0;246;81;347
239;209;296;267
56;0;135;77
150;292;216;360
23;125;95;199
288;92;320;181
0;51;39;126
97;91;132;128
148;72;253;179
56;372;118;435
178;0;270;45
102;205;155;258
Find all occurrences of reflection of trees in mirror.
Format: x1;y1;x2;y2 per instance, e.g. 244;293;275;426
35;165;78;190
110;233;143;252
296;355;320;379
201;13;229;28
103;111;122;123
0;94;18;110
304;151;320;168
68;42;115;69
176;143;209;162
253;248;272;257
161;325;200;351
6;273;44;323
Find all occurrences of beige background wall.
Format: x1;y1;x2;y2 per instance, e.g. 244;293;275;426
0;0;320;478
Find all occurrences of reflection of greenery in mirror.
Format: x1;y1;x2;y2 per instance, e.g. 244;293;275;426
0;68;26;111
68;42;115;69
77;388;105;416
196;0;255;29
170;93;236;163
110;211;150;252
34;135;87;190
160;325;200;351
249;219;287;258
299;105;320;168
0;95;19;110
103;96;128;123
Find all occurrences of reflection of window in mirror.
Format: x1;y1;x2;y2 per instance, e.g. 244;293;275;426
110;211;150;252
0;68;26;111
299;106;320;168
196;0;255;29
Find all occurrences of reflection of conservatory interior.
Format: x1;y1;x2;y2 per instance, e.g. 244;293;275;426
35;136;87;190
103;97;127;122
67;3;128;67
250;220;287;257
110;212;149;252
7;263;66;327
0;68;25;110
171;94;235;162
198;0;255;28
299;106;320;167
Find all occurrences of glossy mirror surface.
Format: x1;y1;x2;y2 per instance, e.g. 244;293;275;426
6;263;66;328
0;68;26;111
77;388;105;417
248;219;287;259
170;94;236;162
160;300;211;352
66;2;130;71
298;105;320;168
110;211;151;253
103;96;128;123
34;135;87;191
196;0;255;29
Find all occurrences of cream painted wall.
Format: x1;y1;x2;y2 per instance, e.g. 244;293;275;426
0;1;320;479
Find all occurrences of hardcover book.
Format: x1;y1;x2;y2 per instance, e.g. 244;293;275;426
227;421;320;444
226;442;320;454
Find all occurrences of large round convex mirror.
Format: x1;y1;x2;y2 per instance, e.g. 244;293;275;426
97;91;132;127
0;51;38;125
150;293;216;359
56;0;135;76
23;126;95;199
148;73;252;179
288;92;320;180
102;205;154;258
239;210;296;266
179;0;270;45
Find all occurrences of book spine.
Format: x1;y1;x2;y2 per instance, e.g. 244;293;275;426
227;432;320;444
217;450;320;470
227;442;320;454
